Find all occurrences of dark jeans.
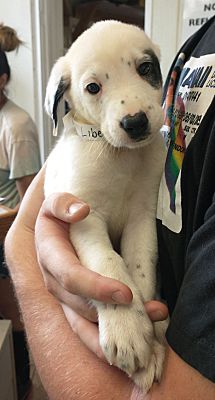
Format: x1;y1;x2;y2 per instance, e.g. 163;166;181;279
0;244;31;399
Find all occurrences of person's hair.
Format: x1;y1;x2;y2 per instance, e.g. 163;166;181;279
0;23;22;80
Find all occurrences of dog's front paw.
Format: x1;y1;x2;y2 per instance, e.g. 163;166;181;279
132;319;168;392
98;303;154;377
132;336;166;392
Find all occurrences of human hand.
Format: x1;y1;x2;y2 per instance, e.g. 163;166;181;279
35;192;133;322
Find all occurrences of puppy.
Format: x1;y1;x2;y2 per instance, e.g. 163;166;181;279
44;20;167;392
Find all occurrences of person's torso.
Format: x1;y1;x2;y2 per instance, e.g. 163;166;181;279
157;17;215;313
0;99;39;208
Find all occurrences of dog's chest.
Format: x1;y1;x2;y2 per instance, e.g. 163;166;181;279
45;135;161;224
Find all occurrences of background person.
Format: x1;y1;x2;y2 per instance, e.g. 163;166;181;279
0;23;41;400
0;23;41;210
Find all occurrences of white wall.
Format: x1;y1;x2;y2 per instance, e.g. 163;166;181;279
0;0;35;119
32;0;64;160
145;0;215;80
145;0;183;80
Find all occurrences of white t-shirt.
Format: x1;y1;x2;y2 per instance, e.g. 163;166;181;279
0;99;41;208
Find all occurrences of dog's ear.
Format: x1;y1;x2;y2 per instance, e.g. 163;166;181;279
45;56;70;133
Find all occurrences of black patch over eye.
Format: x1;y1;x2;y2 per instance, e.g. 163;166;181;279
86;83;101;94
138;49;162;89
137;62;152;76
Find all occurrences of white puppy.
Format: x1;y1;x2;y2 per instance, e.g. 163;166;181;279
44;20;167;392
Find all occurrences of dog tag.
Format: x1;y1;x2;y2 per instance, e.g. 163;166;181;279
75;123;104;141
63;111;104;141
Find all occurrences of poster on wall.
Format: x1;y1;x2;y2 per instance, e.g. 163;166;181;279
181;0;215;43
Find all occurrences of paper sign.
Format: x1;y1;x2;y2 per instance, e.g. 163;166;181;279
181;0;215;43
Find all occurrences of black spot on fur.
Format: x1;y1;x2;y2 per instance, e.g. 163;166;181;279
137;309;145;317
105;73;109;79
121;100;125;104
136;264;141;269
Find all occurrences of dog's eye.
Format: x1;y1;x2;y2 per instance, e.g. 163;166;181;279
86;83;101;95
137;62;152;76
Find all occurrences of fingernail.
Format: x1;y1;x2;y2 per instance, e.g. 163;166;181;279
151;310;165;321
112;291;128;304
68;203;84;216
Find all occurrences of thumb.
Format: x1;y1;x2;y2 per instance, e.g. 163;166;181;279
144;300;169;322
41;192;90;223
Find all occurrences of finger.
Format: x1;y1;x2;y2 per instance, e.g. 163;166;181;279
62;303;106;361
51;256;132;305
144;300;169;321
41;192;90;223
36;212;133;304
43;270;98;322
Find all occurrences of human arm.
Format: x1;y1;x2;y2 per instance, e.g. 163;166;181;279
5;170;215;400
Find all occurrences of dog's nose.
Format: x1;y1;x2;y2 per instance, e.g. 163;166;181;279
120;112;149;140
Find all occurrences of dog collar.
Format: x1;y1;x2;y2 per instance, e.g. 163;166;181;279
63;111;105;141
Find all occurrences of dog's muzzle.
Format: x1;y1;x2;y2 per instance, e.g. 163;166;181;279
120;112;149;141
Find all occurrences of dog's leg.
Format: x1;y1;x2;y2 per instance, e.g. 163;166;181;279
69;211;155;385
121;213;158;300
121;213;168;390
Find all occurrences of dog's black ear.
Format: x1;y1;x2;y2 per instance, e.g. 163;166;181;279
45;56;70;134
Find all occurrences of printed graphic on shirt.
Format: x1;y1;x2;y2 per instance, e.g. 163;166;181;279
157;53;215;233
163;54;186;214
